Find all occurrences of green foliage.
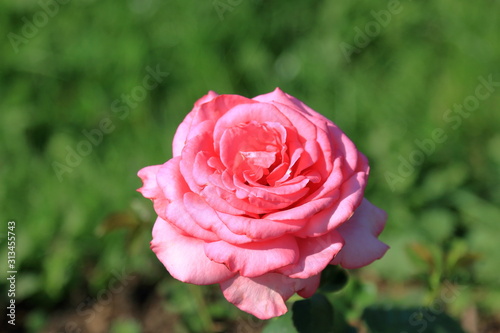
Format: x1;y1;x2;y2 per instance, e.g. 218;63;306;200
292;294;335;333
262;311;296;333
319;265;349;293
109;319;142;333
1;0;499;332
362;306;466;333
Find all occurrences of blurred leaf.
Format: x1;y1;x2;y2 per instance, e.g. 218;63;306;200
25;311;46;333
476;287;500;314
452;190;500;228
415;163;468;204
406;242;445;294
97;211;141;236
362;306;466;333
406;242;435;271
16;273;41;300
331;307;358;333
43;241;77;300
109;318;141;333
445;240;479;279
319;265;349;293
262;310;296;333
292;293;334;333
454;191;500;285
418;209;455;243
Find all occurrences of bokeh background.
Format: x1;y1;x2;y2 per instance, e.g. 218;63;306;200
1;0;500;332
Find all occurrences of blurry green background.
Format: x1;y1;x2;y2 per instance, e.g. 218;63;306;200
1;0;500;332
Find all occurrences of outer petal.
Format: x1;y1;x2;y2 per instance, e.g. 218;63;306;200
196;94;256;126
151;217;235;285
172;91;219;157
293;170;367;237
183;192;255;244
178;121;217;193
330;199;389;269
137;165;162;199
220;273;321;320
253;87;327;124
156;157;190;202
216;211;304;240
164;199;219;241
277;229;344;279
200;185;246;215
137;164;170;217
204;236;299;277
253;88;307;114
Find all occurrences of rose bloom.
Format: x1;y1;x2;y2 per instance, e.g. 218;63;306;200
137;88;388;319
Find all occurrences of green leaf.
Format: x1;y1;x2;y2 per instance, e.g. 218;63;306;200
262;310;296;333
292;294;334;333
362;306;466;333
319;265;349;293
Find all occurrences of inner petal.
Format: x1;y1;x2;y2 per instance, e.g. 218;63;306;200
219;121;288;185
240;150;276;169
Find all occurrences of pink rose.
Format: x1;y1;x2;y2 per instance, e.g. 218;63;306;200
137;88;389;319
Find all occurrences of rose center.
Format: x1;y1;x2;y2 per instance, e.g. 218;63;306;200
220;121;287;185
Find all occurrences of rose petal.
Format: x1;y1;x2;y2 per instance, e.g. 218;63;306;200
219;121;285;172
213;103;293;153
172;91;219;157
220;273;321;320
200;185;247;215
176;94;258;158
331;127;364;176
216;211;305;240
179;125;215;193
183;192;255;244
330;199;389;269
196;94;256;126
156;157;190;202
204;182;276;215
137;164;164;199
293;170;367;237
293;140;321;176
253;88;327;125
266;162;290;186
255;88;360;180
192;151;217;187
137;162;179;217
253;88;320;136
262;158;345;222
151;217;235;285
277;229;344;279
164;199;219;242
231;175;310;211
204;236;299;277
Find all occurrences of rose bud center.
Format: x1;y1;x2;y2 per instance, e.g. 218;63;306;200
220;121;288;186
